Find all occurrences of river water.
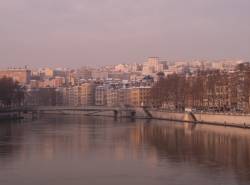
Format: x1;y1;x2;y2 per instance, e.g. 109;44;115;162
0;115;250;185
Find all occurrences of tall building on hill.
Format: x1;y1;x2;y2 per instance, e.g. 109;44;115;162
142;57;164;75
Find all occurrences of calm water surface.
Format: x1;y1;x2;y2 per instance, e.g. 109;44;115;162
0;115;250;185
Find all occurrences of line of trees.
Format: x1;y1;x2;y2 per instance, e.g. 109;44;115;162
151;63;250;112
151;73;187;110
0;77;25;108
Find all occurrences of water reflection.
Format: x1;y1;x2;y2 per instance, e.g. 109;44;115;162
0;115;250;185
132;121;250;184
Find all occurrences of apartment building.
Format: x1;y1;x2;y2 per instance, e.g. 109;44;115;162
79;83;96;106
62;83;96;106
130;87;151;107
0;68;31;84
95;86;107;106
107;88;119;107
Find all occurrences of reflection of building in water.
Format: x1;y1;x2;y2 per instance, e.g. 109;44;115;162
1;116;250;184
129;122;159;167
133;122;250;183
0;122;26;166
183;122;196;135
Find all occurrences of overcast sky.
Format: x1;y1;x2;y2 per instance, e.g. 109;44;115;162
0;0;250;68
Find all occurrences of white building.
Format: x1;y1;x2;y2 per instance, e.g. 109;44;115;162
142;57;164;75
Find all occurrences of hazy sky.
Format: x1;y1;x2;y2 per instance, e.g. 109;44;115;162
0;0;250;68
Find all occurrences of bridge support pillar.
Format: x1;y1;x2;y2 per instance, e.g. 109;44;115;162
130;111;136;118
113;110;118;118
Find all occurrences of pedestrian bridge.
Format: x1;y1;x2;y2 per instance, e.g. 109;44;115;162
21;106;139;118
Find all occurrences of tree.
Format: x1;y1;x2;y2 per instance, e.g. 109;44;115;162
0;77;25;108
150;73;186;110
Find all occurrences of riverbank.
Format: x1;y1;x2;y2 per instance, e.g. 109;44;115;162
36;106;250;129
149;110;250;129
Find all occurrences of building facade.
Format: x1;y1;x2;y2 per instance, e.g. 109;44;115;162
79;83;96;106
0;69;31;84
130;87;151;107
95;86;107;106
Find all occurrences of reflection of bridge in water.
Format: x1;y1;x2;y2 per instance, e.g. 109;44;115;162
131;121;250;184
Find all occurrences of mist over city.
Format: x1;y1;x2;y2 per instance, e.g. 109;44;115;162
1;0;250;68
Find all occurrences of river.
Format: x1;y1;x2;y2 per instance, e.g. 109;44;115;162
0;114;250;185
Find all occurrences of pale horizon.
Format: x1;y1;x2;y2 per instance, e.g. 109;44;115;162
0;57;247;70
0;0;250;68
